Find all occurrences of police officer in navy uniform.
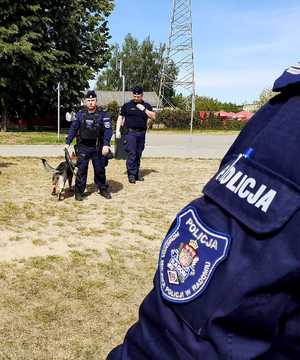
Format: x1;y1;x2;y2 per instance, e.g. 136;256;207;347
65;90;113;201
107;64;300;359
116;86;156;183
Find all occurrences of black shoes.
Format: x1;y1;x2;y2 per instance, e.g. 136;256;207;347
99;188;112;199
75;192;86;201
75;189;111;200
128;174;144;183
128;176;136;184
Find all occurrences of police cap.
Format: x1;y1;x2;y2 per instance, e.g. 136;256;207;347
85;90;97;99
132;86;143;95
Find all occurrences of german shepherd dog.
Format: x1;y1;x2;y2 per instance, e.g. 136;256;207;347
41;150;77;200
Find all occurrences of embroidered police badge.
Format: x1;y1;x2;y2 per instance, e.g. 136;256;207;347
159;206;231;303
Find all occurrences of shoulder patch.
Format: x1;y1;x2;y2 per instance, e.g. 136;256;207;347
159;206;231;303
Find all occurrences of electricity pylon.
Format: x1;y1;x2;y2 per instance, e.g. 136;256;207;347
158;0;195;132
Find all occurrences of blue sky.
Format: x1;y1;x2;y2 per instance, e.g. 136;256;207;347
104;0;300;104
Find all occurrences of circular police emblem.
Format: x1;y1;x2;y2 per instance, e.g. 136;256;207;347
159;206;231;303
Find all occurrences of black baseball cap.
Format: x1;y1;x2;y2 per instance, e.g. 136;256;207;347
85;90;97;98
132;86;143;95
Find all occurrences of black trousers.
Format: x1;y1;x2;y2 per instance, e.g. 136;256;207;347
75;144;108;194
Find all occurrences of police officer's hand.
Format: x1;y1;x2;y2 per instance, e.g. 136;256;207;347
136;103;146;112
102;145;111;156
64;144;70;153
116;130;122;139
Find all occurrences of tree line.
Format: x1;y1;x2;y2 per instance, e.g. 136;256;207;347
96;33;177;101
96;34;243;114
0;0;113;130
1;0;273;132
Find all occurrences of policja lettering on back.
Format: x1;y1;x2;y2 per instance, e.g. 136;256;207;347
216;163;277;213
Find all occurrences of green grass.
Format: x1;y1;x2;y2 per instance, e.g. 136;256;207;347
0;156;220;359
0;131;67;145
0;248;156;359
0;201;68;227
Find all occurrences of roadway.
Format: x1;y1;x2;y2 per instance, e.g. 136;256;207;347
0;133;238;159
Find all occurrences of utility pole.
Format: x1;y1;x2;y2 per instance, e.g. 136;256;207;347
57;82;61;141
119;59;126;104
158;0;195;133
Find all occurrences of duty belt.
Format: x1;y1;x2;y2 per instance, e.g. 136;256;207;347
128;128;146;133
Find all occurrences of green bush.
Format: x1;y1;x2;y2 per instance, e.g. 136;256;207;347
156;109;192;128
222;119;247;131
105;101;120;129
197;114;223;129
156;109;246;131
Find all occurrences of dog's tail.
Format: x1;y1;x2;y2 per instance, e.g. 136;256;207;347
41;159;59;174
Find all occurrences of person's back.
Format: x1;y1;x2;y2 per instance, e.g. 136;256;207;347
108;64;300;359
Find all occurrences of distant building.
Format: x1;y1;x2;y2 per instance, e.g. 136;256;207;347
243;103;257;112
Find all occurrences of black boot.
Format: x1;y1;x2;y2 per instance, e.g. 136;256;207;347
75;192;85;201
128;176;136;184
99;188;112;199
136;174;144;181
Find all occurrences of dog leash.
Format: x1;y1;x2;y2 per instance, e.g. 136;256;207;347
64;148;79;178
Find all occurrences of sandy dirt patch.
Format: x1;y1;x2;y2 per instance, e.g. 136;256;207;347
0;157;219;262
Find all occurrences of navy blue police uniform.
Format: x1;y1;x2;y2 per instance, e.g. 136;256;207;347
66;94;112;199
120;90;152;182
107;64;300;359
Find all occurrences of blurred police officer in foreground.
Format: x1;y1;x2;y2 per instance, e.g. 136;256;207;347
65;90;112;201
116;86;156;183
107;64;300;359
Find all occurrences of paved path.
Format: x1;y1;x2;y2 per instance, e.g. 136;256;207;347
0;133;238;159
144;133;237;159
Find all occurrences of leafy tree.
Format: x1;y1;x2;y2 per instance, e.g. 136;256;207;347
195;95;242;112
105;100;119;129
171;94;188;110
0;0;113;130
160;93;242;113
253;88;276;111
167;94;241;112
96;33;177;101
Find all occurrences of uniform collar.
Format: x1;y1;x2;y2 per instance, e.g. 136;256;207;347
273;63;300;92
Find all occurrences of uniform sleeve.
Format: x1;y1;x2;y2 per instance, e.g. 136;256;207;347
145;102;153;111
66;112;81;145
259;302;300;359
102;112;113;146
120;104;126;117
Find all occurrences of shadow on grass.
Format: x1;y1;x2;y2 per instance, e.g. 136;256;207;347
141;168;159;177
122;168;159;178
0;162;16;168
84;180;123;195
107;179;123;194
